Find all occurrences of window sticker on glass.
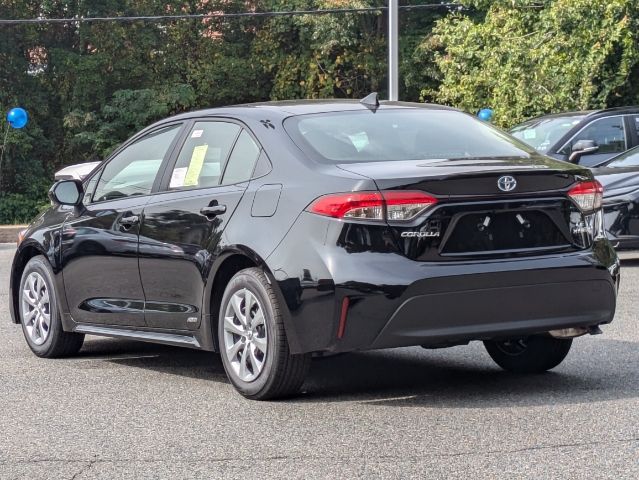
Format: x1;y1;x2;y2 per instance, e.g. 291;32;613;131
348;132;369;151
170;167;187;188
537;140;550;152
191;129;204;139
184;145;208;186
524;130;536;140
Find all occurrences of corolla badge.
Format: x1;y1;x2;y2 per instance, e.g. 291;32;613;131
497;175;517;192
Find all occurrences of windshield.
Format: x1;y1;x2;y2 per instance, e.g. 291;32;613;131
602;147;639;168
510;115;585;153
284;109;535;163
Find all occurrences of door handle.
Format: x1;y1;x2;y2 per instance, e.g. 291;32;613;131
200;204;227;218
119;215;140;228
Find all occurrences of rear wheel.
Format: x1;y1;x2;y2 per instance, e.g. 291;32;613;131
484;335;572;373
19;256;84;357
218;267;310;400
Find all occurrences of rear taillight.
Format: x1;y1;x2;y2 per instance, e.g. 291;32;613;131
383;191;438;221
307;190;438;221
307;192;384;220
567;180;603;212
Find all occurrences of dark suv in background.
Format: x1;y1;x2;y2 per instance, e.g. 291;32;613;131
511;106;639;166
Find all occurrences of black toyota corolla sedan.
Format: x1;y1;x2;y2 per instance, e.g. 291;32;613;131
9;98;619;400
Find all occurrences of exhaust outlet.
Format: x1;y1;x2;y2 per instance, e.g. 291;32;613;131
549;326;600;339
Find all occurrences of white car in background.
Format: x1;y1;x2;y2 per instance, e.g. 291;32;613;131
54;161;100;181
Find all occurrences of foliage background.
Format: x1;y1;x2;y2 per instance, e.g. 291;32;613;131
1;0;638;223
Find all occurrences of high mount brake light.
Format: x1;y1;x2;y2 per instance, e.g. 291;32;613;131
308;191;438;221
567;180;603;212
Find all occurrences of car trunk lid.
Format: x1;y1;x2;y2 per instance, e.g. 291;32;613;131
337;158;592;261
337;158;584;198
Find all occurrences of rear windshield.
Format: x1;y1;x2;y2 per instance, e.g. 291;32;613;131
284;109;535;163
510;115;585;152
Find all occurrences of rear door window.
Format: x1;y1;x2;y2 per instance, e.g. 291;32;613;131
221;130;261;185
169;122;241;190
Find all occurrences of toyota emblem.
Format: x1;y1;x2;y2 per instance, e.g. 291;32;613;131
497;175;517;192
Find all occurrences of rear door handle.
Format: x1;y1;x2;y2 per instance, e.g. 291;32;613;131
200;205;227;218
119;215;139;228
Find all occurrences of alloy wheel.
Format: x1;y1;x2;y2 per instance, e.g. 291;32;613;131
494;338;529;356
21;272;51;346
223;288;268;382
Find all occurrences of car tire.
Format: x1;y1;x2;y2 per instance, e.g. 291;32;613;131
483;335;572;373
19;256;84;358
218;267;310;400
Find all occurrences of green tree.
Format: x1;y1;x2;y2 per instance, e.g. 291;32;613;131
424;0;639;126
0;0;452;223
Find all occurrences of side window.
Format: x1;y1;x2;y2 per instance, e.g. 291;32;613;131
82;171;100;204
561;116;626;155
221;130;261;185
634;116;639;138
93;124;181;202
169;122;240;190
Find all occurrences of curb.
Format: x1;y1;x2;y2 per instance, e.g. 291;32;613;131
0;225;26;244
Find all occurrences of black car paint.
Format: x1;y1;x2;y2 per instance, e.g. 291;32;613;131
9;101;619;356
512;107;639;166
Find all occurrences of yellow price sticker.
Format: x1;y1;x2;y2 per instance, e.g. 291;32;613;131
183;145;208;186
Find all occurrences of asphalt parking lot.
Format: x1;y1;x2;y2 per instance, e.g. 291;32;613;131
0;243;637;479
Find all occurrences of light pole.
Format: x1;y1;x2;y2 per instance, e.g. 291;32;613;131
388;0;399;101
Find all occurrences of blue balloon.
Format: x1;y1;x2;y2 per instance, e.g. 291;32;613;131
478;108;494;122
7;107;28;129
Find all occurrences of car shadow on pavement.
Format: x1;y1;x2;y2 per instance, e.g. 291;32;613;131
74;336;639;407
296;339;639;407
74;337;228;381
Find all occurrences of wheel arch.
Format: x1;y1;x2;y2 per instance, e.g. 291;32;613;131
201;246;300;353
9;241;48;324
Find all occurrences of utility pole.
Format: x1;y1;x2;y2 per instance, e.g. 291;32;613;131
388;0;399;101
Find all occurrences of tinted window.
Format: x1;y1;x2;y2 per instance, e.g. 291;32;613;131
93;125;180;202
560;116;626;155
510;115;585;152
82;172;100;204
169;122;240;190
285;109;535;163
221;130;260;185
605;147;639;168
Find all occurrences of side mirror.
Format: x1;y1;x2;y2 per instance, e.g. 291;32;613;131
569;139;599;164
49;179;84;206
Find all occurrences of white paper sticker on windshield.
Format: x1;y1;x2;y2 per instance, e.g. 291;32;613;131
191;129;203;138
524;130;536;140
170;167;187;188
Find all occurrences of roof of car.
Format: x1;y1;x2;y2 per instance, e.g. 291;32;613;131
515;105;639;126
162;99;456;123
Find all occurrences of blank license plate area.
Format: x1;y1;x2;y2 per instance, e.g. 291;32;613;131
441;210;567;255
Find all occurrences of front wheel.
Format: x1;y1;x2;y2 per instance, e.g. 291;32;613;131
484;335;572;373
19;256;84;357
218;267;310;400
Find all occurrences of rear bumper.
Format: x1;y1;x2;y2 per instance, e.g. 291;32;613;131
371;278;614;349
268;214;619;354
